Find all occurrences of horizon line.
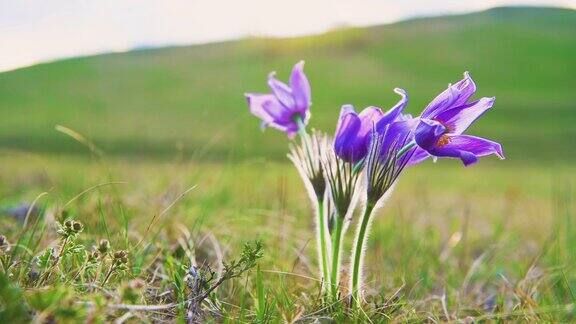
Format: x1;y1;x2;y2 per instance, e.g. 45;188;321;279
1;4;573;74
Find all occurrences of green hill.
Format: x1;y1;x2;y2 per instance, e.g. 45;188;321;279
0;6;574;162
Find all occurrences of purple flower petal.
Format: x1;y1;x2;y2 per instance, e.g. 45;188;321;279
380;117;418;155
268;72;295;109
407;147;431;165
246;93;298;135
444;135;505;160
414;119;447;151
429;146;478;166
246;93;282;124
428;134;504;166
334;105;364;162
377;88;408;127
397;113;413;122
421;72;477;118
289;61;311;113
358;106;384;138
246;61;312;137
410;72;503;166
435;97;495;135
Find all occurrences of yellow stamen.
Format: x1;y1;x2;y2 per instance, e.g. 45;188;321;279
437;135;451;147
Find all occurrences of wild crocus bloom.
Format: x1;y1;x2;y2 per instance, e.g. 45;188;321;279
334;88;408;163
247;62;332;295
414;72;504;166
245;61;311;138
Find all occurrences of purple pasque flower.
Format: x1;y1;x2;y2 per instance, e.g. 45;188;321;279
245;61;311;138
414;72;504;166
376;116;435;166
334;88;408;163
375;112;415;156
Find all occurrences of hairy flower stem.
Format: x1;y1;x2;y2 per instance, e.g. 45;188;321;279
330;216;344;301
295;117;313;159
350;202;376;308
316;199;331;293
295;116;331;294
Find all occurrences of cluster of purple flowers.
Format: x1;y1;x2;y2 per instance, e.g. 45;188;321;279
245;61;504;306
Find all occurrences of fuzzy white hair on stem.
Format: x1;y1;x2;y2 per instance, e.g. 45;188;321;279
288;129;333;294
321;144;363;301
349;127;415;307
287;129;328;203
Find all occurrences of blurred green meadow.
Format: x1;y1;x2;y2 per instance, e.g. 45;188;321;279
0;7;574;162
0;6;575;322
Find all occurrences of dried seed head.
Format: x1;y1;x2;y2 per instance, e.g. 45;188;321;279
98;239;110;254
113;250;129;265
58;219;81;238
72;221;83;233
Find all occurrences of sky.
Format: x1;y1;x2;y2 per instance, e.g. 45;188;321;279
1;0;574;72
